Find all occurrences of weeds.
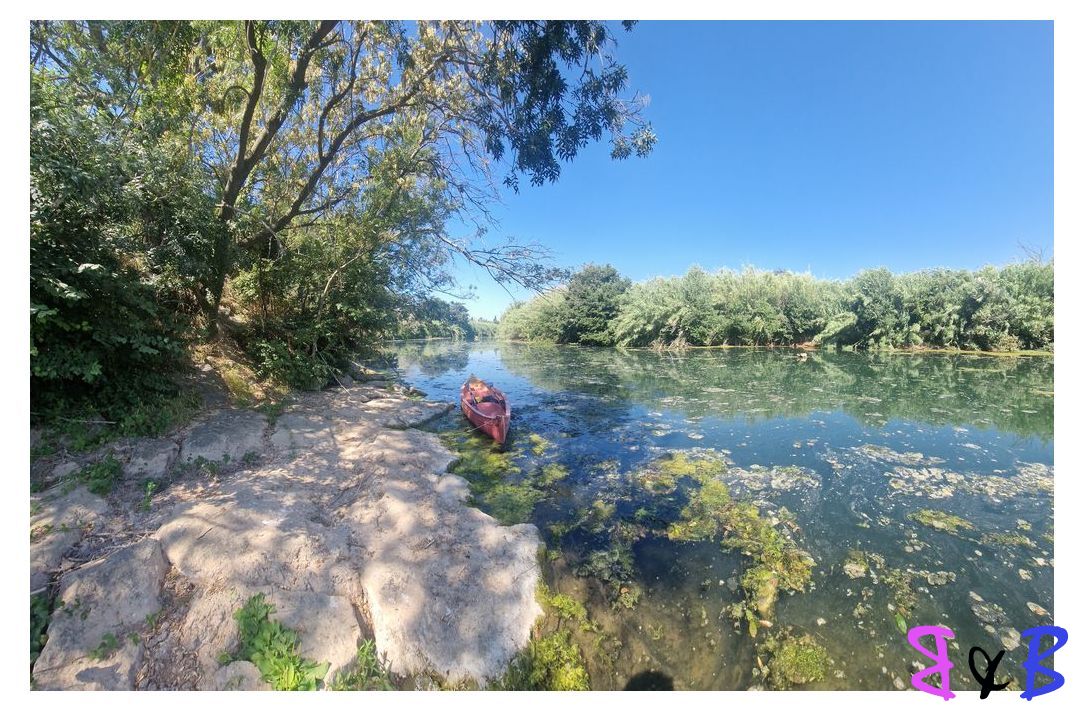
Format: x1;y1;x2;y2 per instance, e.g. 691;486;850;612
224;594;330;690
77;455;122;496
329;640;394;690
88;632;120;661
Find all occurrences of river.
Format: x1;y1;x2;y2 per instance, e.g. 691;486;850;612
386;340;1054;691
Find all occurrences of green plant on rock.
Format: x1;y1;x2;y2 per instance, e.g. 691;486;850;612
140;480;157;511
31;594;52;667
77;455;122;495
228;593;330;691
330;639;394;691
88;632;120;661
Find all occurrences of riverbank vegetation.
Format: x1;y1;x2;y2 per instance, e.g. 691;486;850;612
498;262;1054;352
30;20;654;431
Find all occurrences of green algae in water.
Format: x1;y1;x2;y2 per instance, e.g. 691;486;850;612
440;429;543;525
529;433;554;456
908;508;975;534
763;632;830;687
478;483;544;525
392;341;1053;690
981;531;1036;549
652;453;814;632
497;628;591;690
538;583;596;633
537;462;569;486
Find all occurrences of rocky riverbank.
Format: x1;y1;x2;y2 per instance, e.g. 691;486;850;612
30;377;542;690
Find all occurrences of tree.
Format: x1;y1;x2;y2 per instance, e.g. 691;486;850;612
558;264;631;345
32;21;655;322
30;20;656;394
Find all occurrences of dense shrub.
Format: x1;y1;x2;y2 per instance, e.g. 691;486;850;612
503;263;1054;352
30;75;209;420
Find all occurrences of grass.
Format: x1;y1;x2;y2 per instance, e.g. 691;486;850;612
329;640;394;690
224;594;330;691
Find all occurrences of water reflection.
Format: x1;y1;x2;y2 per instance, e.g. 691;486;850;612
387;340;1054;690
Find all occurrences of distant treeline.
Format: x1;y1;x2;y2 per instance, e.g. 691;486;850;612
497;262;1054;352
390;297;500;341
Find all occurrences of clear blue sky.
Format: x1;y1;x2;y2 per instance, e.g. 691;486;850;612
450;20;1053;320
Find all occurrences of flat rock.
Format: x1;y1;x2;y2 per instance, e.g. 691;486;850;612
355;397;454;430
123;438;180;482
179;409;266;465
209;660;269;690
344;427;541;684
156;492;354;595
33;539;168;690
30;486;109;592
270;412;338;453
39;386;543;689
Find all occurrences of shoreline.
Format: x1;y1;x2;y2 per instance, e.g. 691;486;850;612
490;339;1054;357
30;375;543;690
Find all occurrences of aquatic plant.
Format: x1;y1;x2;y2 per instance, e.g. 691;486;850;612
442;429;543;525
908;508;975;535
528;433;554;456
761;632;830;688
536;462;569;486
474;483;544;526
647;452;813;632
497;628;591;690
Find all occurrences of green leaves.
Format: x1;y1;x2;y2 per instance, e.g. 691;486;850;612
230;594;331;691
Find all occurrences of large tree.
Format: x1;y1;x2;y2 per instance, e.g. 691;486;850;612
31;20;655;395
32;20;656;320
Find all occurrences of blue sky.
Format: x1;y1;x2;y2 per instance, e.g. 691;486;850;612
450;21;1053;320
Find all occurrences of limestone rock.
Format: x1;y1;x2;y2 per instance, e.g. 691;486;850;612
270;412;338;453
51;461;80;480
33;539;168;690
209;661;269;690
123;438;180;482
344;428;541;684
182;587;360;686
179;410;266;465
30;486;109;592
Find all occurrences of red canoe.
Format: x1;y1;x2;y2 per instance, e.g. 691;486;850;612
460;376;511;445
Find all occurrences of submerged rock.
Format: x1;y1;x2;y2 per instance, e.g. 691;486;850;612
968;592;1008;625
